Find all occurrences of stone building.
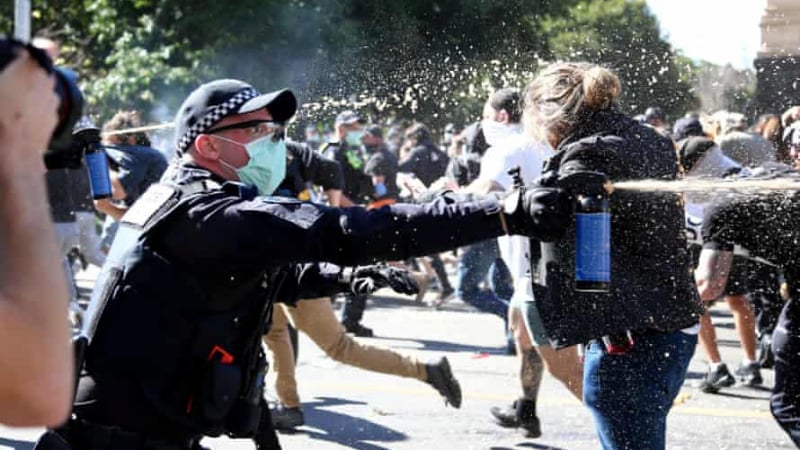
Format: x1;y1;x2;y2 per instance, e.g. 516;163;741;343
755;0;800;115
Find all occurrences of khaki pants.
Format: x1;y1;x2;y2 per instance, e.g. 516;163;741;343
263;298;427;408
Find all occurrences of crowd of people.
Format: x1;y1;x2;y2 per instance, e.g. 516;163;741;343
3;34;800;450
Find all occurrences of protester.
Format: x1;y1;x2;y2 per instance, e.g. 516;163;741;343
714;111;776;167
0;44;73;427
473;87;583;438
362;124;400;208
696;165;800;446
677;136;762;393
97;110;168;249
522;62;703;449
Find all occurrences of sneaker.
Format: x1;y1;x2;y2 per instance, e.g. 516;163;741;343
699;363;735;393
271;405;304;430
426;356;462;408
735;361;764;386
343;322;374;337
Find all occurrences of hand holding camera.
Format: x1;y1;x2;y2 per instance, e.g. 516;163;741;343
0;46;58;167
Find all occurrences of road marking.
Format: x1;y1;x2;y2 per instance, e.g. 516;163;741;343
300;382;773;419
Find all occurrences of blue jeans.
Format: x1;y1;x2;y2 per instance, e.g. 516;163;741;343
455;239;512;319
583;330;697;450
771;298;800;446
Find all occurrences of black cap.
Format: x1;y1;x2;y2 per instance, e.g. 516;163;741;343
678;136;716;172
672;117;704;142
365;124;383;138
174;79;297;154
335;110;364;127
644;106;664;122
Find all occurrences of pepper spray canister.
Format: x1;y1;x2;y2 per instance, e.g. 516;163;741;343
74;128;112;200
84;141;112;199
559;172;612;292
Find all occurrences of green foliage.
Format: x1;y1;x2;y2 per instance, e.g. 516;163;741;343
13;0;705;129
543;0;696;119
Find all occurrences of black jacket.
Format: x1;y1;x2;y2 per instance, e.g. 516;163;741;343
398;139;449;187
533;109;703;348
276;141;344;199
322;141;373;204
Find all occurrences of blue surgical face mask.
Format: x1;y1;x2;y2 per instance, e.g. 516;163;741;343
216;134;287;195
346;130;365;147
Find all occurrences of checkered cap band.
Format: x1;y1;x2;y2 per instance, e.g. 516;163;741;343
176;88;259;153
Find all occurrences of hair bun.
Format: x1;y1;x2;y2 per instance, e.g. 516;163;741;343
582;67;621;111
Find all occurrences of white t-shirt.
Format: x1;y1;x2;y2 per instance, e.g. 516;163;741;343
478;126;550;302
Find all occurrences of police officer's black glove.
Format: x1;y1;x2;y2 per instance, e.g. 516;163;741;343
502;185;570;242
349;264;420;295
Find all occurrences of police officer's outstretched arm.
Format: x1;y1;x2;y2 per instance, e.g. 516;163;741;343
165;187;570;271
0;47;73;427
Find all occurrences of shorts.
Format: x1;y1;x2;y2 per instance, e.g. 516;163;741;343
513;297;550;347
723;255;750;297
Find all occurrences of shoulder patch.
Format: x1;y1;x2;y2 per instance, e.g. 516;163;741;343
120;184;179;228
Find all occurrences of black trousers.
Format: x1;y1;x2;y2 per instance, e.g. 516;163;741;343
749;263;784;336
771;298;800;446
341;292;367;325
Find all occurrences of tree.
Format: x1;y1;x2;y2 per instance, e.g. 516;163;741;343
542;0;696;120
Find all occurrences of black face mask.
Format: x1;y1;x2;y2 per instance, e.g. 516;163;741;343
364;144;380;153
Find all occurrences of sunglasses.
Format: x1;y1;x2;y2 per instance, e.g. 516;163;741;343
207;120;285;142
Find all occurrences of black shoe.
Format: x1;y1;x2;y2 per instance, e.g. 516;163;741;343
757;333;775;370
343;322;374;337
271;405;304;430
490;399;541;438
735;361;764;386
426;357;462;408
699;363;736;393
490;402;519;428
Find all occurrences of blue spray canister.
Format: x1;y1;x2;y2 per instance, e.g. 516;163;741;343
560;172;611;292
74;128;112;199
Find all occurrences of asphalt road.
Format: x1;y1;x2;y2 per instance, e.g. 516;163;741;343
0;272;793;450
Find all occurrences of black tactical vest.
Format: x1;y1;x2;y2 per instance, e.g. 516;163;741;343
78;180;277;439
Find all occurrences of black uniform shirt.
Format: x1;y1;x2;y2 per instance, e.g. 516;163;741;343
276;141;344;199
398;139;449;187
704;192;800;289
323;141;373;204
364;144;400;200
159;162;507;274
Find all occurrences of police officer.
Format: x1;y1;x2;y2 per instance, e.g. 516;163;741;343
55;79;570;450
696;166;800;446
321;111;377;336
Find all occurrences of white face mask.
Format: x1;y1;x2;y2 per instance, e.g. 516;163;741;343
481;119;522;147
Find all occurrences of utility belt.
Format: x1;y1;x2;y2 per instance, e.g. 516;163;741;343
34;419;197;450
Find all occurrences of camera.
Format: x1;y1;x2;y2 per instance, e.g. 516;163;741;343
0;37;85;170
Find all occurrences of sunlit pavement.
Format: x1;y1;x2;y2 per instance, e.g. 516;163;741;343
0;269;793;450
